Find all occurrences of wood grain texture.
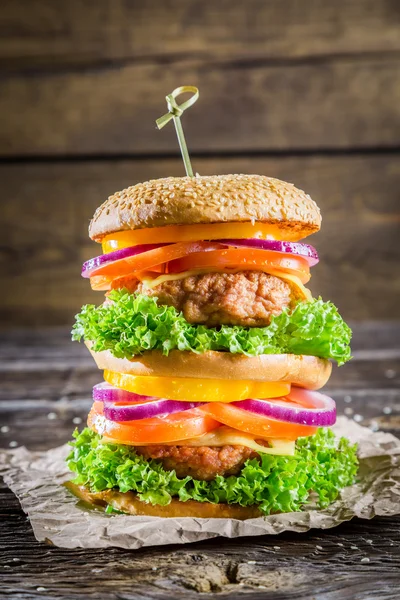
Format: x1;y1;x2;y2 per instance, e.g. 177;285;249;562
1;513;400;599
1;2;400;594
1;323;400;599
1;155;399;326
1;322;399;446
1;56;399;156
1;0;400;71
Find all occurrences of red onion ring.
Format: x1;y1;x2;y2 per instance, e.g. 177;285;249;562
233;388;336;426
82;238;318;279
215;239;319;266
81;243;170;278
93;385;335;425
93;383;203;421
93;382;158;403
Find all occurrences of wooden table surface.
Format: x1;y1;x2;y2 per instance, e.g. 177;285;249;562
1;323;400;600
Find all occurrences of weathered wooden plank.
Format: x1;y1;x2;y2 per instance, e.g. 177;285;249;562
0;508;399;600
0;494;400;600
1;0;400;71
2;322;400;356
1;320;399;445
328;360;400;390
1;389;398;452
1;57;400;155
1;155;399;325
0;366;97;402
0;359;399;403
1;323;399;408
1;322;398;451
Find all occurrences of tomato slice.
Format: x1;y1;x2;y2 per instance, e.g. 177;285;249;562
167;248;311;283
90;274;116;291
199;403;317;440
101;223;289;253
91;269;166;292
104;371;291;403
89;241;223;280
88;402;219;444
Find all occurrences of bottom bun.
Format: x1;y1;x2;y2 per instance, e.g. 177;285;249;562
86;344;332;390
65;481;261;519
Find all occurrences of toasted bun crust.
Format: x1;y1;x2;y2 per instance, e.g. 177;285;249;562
65;482;261;519
86;344;332;390
89;174;321;241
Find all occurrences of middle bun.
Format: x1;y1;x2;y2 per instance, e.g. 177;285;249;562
86;344;332;390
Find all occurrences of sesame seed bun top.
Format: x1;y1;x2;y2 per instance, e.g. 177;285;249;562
89;174;321;241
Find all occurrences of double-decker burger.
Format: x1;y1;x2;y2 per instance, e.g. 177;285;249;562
67;174;357;518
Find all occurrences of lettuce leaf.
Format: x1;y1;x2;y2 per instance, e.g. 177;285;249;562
67;428;358;515
72;290;352;364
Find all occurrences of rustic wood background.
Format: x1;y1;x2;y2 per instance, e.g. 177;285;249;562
1;5;400;597
1;0;400;327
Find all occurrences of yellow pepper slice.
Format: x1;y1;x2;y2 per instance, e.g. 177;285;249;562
103;370;291;403
101;222;288;253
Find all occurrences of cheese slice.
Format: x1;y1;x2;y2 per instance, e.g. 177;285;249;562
102;426;296;456
271;271;313;301
138;269;312;301
138;270;201;289
176;427;296;455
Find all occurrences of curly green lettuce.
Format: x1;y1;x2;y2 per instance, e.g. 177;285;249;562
72;290;352;364
67;428;358;515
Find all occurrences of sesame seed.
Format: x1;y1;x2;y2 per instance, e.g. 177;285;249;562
47;412;57;420
385;369;396;379
73;417;83;425
1;426;10;433
344;407;354;416
360;557;370;563
353;414;363;423
9;441;18;448
383;406;392;415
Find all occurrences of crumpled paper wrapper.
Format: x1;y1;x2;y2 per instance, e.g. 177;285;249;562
1;417;400;549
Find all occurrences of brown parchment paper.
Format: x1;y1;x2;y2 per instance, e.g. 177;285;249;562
1;417;400;549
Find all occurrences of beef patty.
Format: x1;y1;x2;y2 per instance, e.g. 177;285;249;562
115;270;294;327
136;444;257;480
